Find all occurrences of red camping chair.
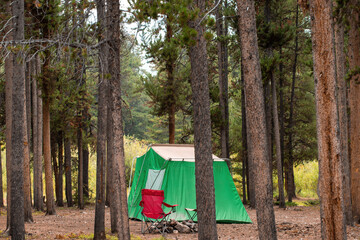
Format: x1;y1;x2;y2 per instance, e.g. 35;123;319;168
139;189;178;234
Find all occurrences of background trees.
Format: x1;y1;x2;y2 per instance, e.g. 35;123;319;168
0;0;358;237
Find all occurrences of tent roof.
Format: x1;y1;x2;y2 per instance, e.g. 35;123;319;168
151;144;224;162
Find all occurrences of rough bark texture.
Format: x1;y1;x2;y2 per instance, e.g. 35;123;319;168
5;0;13;232
65;137;72;207
236;0;277;239
348;0;360;224
108;1;130;238
309;0;347;237
10;0;26;237
334;9;352;225
216;2;230;160
0;142;3;208
188;1;218;239
94;0;108;238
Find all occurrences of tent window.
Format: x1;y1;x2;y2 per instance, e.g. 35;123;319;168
145;169;166;190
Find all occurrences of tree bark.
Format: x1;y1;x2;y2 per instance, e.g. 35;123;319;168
272;77;285;208
94;0;108;237
188;0;218;239
0;142;3;207
24;66;33;222
216;1;230;161
107;1;130;238
65;136;72;207
10;0;26;237
287;4;299;202
309;0;347;237
348;0;360;224
32;57;43;211
5;0;13;232
236;0;277;238
78;128;84;209
334;6;352;225
57;132;64;207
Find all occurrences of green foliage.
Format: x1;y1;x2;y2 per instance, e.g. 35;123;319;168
294;161;319;198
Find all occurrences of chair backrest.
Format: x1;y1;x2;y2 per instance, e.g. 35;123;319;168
141;189;165;219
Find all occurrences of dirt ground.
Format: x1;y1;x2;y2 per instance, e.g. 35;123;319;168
0;204;359;239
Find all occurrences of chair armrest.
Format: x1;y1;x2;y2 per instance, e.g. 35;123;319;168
163;202;178;208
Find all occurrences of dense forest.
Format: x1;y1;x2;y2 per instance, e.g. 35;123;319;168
0;0;359;239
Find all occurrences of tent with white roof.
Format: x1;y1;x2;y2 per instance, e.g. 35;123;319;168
127;144;251;223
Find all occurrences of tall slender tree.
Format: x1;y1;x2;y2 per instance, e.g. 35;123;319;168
10;0;26;237
107;0;130;238
348;0;360;224
188;0;218;239
94;0;108;238
309;0;347;237
236;0;277;238
334;1;352;225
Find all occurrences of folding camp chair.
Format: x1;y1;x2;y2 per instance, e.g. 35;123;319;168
139;189;178;234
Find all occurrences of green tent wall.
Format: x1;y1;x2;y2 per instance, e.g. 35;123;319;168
127;144;252;223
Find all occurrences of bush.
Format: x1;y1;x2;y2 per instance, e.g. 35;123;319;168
294;161;319;198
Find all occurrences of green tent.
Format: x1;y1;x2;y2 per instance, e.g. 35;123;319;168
127;144;252;223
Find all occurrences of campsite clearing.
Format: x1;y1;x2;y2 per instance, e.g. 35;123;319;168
1;204;359;239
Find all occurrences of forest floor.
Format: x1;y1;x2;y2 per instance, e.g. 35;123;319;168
0;202;359;239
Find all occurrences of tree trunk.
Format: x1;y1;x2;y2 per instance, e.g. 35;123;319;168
32;57;43;211
165;22;176;144
188;0;218;239
78;129;84;209
10;0;26;237
279;48;285;198
0;142;3;207
83;143;89;199
309;0;347;237
52;133;59;206
106;100;112;208
94;0;108;238
287;4;299;202
348;0;360;224
236;0;277;238
272;77;285;208
57;132;64;207
241;75;248;204
5;0;13;232
65;136;72;207
24;65;33;222
43;97;56;215
216;1;230;161
334;7;352;225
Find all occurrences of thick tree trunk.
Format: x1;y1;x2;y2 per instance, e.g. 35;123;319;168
10;0;26;237
65;136;72;207
107;1;130;238
279;48;285;196
348;0;360;224
94;0;108;238
188;1;218;239
236;0;277;239
52;133;59;206
106;102;112;208
216;1;230;161
334;9;352;225
309;0;347;237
